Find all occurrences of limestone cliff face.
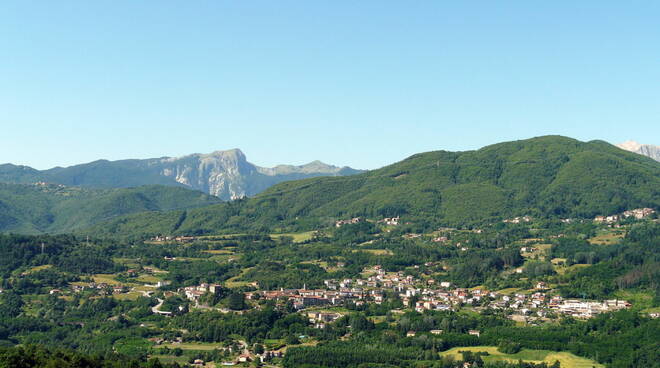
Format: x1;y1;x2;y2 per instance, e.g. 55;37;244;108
156;149;362;200
617;141;660;162
0;149;363;201
158;149;256;200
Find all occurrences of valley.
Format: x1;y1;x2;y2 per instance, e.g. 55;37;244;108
0;137;658;368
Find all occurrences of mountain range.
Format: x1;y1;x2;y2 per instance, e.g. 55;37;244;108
83;136;660;238
0;149;363;200
616;141;660;162
1;136;658;236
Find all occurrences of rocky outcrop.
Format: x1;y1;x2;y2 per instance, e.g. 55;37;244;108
616;141;660;162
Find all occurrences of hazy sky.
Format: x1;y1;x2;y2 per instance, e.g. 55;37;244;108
1;1;658;170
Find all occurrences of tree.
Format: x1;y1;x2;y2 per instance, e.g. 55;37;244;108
349;313;374;332
0;291;23;318
497;340;521;354
285;334;300;345
228;292;246;310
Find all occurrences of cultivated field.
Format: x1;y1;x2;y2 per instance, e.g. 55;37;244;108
441;346;604;368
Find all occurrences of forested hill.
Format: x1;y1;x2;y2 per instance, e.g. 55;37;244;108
0;183;221;234
83;136;660;238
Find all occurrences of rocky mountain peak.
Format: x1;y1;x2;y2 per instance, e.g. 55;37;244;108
617;140;642;152
616;141;660;162
205;148;246;161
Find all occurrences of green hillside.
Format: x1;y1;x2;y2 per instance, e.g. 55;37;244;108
84;136;660;238
0;183;221;234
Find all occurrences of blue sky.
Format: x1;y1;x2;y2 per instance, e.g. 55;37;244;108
1;1;658;170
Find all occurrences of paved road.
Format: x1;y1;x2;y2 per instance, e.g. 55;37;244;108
152;298;172;315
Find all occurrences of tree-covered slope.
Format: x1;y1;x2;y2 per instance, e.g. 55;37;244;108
0;183;221;234
86;136;660;237
0;164;43;184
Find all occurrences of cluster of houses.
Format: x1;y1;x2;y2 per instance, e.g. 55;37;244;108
221;350;284;366
33;181;66;189
245;287;364;310
238;266;417;310
335;217;362;228
406;329;480;338
154;337;284;366
407;284;630;320
307;311;343;328
150;235;196;243
552;298;630;318
183;283;224;301
503;216;532;224
594;208;656;223
413;287;487;313
622;207;655;219
241;265;631;322
194;351;283;366
485;289;630;320
335;216;402;228
62;282;128;296
379;216;401;226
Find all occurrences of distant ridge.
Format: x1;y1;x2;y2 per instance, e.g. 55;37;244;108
85;136;660;238
0;149;364;200
616;140;660;162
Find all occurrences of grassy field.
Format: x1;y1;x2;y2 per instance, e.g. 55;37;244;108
161;342;224;351
352;249;393;255
25;264;53;273
588;231;625;245
521;243;553;260
367;315;387;323
304;306;350;314
300;260;345;272
114;337;152;356
642;306;660;314
270;231;317;243
197;234;246;239
441;346;604;368
113;291;143;301
613;290;653;310
149;355;191;366
553;262;590;275
208;254;237;263
225;267;253;288
203;249;235;255
497;288;524;295
91;274;122;285
136;274;162;283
